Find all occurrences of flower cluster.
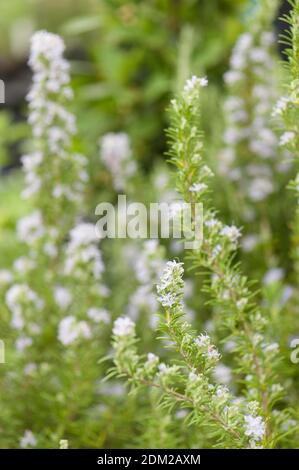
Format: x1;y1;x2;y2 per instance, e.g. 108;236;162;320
64;223;104;281
110;262;269;448
112;316;135;337
184;75;208;94
156;260;184;309
159;71;289;446
221;26;281;203
5;283;44;358
17;210;44;246
100;132;137;191
58;315;91;346
20;430;37;448
244;414;266;444
0;31;112;448
125;240;165;328
23;31;88;227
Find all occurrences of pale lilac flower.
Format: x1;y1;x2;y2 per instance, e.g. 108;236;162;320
244;415;265;441
20;430;37;448
112;316;135;337
184;75;208;92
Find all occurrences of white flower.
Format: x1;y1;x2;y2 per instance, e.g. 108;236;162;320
58;316;91;345
54;286;73;310
247;177;274;202
223;127;243;145
213;364;232;385
59;439;68;449
261;32;275;47
264;342;279;354
44;242;58;258
224;96;244;112
13;257;35;274
215;385;229;398
101;132;131;169
184;75;208;93
21;151;43;172
206;348;221;361
100;132;136;190
157;292;176;308
236;32;253;53
176;409;188;419
144;239;159;254
244;415;265;441
220;225;241;244
282;419;297;431
158;363;172;374
68;223;98;248
272;96;289;116
87;308;110;324
6;284;44;329
250;47;269;63
147;353;159;364
20;430;37;448
24;31;87;207
280;285;294;305
24;363;37;375
223;70;243;84
198;77;208;87
242;234;259;252
195;333;210;348
189;182;208;193
222;341;236;355
112;316;135;337
101;382;125;397
236;298;248;311
27;31;74;138
127;239;164;285
157;260;184;291
29;30;65;66
16;336;33;352
17;210;44;245
0;269;13;286
205;218;220;229
279;131;295;146
263;268;284;285
127;285;158;321
157;260;184;308
188;371;198;382
64;223;104;280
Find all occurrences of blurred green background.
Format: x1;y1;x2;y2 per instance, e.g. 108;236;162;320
0;0;248;167
0;0;288;264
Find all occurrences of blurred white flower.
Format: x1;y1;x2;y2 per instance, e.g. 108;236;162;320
87;308;110;324
100;132;136;190
244;415;265;441
20;430;37;448
58;316;91;346
184;75;208;92
112;316;135;337
54;286;73;310
213;364;232;385
17;211;44;245
263;268;284;285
